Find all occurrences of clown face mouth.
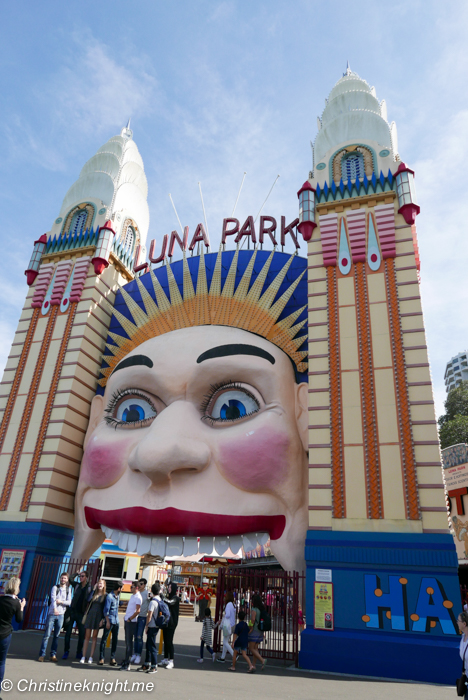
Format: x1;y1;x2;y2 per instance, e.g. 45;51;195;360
85;506;285;557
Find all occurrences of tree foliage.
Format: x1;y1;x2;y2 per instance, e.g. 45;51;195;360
439;415;468;450
438;381;468;448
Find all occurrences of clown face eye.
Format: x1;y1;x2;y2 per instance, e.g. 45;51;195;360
202;384;261;425
104;389;157;429
116;398;156;423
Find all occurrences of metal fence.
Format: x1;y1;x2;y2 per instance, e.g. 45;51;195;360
23;556;102;631
214;567;305;667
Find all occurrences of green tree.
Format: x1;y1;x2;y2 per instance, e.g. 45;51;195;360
438;381;468;448
439;415;468;450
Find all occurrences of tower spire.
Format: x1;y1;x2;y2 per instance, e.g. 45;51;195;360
121;118;133;139
344;60;352;77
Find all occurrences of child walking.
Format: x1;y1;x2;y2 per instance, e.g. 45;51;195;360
229;611;255;673
197;607;215;663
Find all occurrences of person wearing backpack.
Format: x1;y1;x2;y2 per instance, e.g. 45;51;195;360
38;573;71;662
159;582;180;669
248;594;267;671
144;582;162;674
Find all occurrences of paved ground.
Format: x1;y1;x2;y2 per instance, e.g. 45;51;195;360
1;616;455;700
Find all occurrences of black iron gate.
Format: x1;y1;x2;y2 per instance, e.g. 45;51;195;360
214;567;305;667
23;556;102;631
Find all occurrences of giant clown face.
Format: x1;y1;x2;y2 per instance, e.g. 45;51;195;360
73;323;309;571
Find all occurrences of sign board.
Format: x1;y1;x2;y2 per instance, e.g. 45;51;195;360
0;549;26;592
442;444;468;470
444;462;468;491
316;568;332;582
314;582;334;630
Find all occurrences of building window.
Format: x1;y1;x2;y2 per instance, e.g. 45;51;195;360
63;204;94;236
341;153;364;181
70;210;87;235
120;220;139;252
123;225;135;250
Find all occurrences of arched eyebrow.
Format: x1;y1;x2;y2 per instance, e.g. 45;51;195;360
110;354;154;376
196;344;275;365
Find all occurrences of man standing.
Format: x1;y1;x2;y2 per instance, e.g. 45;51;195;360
99;581;122;666
62;570;92;660
196;583;211;621
133;579;149;666
120;581;141;671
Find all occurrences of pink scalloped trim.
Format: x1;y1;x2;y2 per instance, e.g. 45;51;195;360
346;209;366;263
319;213;338;266
50;260;74;305
31;263;55;308
69;257;92;302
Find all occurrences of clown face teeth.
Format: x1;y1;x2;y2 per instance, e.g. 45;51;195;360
118;532;129;550
166;537;184;556
150;536;167;558
183;537;198;556
228;535;243;554
127;534;138;552
198;536;214;554
99;529;270;557
136;535;152;556
243;533;257;552
102;526;114;540
214;537;229;556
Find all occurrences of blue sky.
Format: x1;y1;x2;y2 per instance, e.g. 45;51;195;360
1;0;467;416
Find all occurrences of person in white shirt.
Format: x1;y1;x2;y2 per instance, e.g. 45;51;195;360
133;578;149;666
144;582;161;674
38;573;72;662
216;591;236;662
120;582;141;670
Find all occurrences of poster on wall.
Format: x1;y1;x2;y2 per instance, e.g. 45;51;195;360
0;549;26;592
314;582;334;630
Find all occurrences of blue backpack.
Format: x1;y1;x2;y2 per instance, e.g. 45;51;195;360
155;598;171;628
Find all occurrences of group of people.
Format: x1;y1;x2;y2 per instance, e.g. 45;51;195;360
0;572;272;686
37;571;180;674
199;591;267;672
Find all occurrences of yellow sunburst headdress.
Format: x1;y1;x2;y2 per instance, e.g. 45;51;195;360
98;247;308;387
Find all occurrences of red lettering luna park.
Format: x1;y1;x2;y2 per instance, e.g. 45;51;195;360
146;216;300;264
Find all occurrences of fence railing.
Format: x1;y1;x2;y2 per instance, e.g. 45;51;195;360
214;567;305;667
23;556;102;631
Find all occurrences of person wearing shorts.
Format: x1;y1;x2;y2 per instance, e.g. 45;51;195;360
229;611;254;673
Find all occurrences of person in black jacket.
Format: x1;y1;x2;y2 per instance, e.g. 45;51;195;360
0;577;25;686
158;582;180;669
63;570;92;660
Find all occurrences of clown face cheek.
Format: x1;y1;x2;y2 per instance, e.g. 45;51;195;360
80;435;129;489
218;427;290;493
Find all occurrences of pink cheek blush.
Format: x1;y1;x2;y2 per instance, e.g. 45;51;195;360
219;428;289;491
80;440;128;489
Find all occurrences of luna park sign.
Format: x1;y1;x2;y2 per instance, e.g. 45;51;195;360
144;216;301;265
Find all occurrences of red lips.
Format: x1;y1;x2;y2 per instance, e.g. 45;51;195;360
85;506;286;541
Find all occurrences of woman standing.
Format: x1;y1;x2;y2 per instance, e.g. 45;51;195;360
458;611;468;699
159;582;180;669
216;591;235;663
0;577;25;685
38;572;71;662
248;594;266;671
80;579;106;665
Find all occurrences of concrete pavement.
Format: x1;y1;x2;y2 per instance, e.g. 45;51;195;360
0;615;455;700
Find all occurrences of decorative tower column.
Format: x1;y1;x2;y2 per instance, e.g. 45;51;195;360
0;125;149;592
300;66;459;684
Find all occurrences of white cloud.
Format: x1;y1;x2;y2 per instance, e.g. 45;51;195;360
413;114;468;418
147;61;303;254
46;32;158;138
